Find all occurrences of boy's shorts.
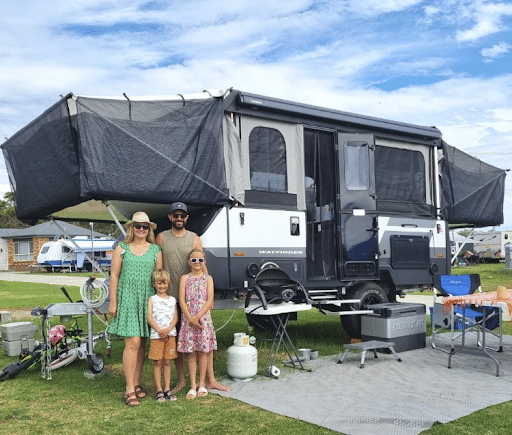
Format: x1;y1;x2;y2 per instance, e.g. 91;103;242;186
148;336;178;361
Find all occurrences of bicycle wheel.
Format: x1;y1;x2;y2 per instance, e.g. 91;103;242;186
0;349;41;381
50;348;78;371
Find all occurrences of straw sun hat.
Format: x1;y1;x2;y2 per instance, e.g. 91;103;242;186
125;211;157;230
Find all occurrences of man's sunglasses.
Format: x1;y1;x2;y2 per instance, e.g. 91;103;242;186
189;258;205;263
133;223;150;230
171;213;187;220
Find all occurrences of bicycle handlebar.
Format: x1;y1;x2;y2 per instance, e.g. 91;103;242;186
60;286;74;303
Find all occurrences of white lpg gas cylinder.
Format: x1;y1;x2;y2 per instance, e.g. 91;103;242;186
227;333;257;380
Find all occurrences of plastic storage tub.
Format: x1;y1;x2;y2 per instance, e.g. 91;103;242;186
361;302;426;352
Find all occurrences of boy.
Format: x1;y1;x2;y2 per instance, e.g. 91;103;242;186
147;269;179;402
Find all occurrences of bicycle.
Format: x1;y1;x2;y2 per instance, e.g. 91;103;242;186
0;277;111;381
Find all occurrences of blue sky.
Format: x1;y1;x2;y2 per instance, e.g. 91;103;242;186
1;0;512;227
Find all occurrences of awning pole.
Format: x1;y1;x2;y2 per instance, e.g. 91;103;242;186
105;203;126;237
451;227;475;265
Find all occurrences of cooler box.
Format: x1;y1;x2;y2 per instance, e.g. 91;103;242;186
1;321;38;356
361;302;426;352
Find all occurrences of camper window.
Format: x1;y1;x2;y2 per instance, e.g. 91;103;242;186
375;146;426;204
14;240;33;261
249;127;287;192
344;141;370;191
62;246;71;254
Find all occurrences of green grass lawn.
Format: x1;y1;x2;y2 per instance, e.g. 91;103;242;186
1;264;512;434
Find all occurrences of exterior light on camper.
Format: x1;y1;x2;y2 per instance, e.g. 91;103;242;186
234;252;245;256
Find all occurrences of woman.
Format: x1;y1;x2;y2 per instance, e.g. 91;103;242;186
109;211;162;406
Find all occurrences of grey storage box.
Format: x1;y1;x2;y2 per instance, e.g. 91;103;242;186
361;302;426;352
2;338;36;356
1;322;37;342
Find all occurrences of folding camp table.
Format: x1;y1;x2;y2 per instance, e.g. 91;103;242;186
244;302;312;377
442;290;511;376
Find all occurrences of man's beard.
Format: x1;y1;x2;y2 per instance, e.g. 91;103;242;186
171;220;184;230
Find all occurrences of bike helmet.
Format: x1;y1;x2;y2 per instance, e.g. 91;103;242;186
49;325;66;346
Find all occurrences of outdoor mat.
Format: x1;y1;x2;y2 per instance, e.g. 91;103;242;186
214;333;512;435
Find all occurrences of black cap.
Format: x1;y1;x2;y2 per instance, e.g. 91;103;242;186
169;202;188;214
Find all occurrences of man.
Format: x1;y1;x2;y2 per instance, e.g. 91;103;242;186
156;202;229;393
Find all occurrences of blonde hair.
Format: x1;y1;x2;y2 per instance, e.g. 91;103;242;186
124;222;156;244
188;248;205;259
152;269;170;286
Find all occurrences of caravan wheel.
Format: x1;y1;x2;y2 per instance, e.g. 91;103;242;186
340;282;388;339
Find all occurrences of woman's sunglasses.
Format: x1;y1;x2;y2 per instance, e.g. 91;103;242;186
134;223;150;230
189;258;205;263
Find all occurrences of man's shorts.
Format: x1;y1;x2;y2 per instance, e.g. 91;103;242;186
148;336;178;361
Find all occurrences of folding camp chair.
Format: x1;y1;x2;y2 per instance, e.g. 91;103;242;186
430;274;503;354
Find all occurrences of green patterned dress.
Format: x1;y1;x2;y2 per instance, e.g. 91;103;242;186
109;242;161;337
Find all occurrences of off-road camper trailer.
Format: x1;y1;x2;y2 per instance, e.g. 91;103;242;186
2;89;506;337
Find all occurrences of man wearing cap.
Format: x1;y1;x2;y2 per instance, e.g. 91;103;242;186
156;202;229;393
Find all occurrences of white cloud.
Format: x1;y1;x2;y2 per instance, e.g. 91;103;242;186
455;2;512;42
481;42;512;61
1;0;512;227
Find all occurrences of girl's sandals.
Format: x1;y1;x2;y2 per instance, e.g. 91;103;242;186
154;391;166;402
197;387;208;397
164;390;177;401
134;385;146;399
186;389;197;399
124;391;140;406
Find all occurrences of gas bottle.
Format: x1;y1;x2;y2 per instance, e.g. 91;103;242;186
227;333;257;380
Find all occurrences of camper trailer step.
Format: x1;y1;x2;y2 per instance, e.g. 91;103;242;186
307;289;338;294
309;295;337;300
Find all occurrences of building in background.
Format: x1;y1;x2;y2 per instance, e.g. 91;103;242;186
0;220;107;271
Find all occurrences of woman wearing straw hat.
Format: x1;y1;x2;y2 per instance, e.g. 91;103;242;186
109;212;163;406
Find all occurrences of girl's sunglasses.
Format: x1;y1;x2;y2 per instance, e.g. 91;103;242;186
134;223;150;230
189;258;205;263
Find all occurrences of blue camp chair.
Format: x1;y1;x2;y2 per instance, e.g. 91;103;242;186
431;274;502;354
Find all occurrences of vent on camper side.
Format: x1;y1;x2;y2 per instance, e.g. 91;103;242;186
344;261;376;276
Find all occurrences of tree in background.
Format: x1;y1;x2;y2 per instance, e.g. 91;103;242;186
0;192;28;229
0;192;121;237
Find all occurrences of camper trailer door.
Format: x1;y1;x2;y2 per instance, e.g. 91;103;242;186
337;133;379;279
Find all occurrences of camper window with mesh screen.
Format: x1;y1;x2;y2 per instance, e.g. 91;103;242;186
249;126;287;192
344;141;370;191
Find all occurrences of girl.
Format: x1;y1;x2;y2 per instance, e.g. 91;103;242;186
177;249;217;399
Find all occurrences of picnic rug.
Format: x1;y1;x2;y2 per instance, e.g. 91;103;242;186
214;333;512;435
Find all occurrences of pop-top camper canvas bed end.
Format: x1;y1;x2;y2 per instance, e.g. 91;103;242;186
1;89;506;337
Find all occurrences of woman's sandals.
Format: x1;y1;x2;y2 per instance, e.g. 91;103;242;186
124;391;140;406
134;385;146;398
